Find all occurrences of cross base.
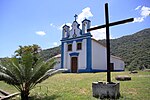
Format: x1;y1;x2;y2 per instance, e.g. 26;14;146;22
92;81;120;99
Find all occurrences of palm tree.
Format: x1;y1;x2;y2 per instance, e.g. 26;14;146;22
0;49;65;100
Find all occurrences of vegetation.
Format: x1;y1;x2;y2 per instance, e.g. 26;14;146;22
0;45;57;100
40;46;61;61
0;71;150;100
100;28;150;70
38;28;150;71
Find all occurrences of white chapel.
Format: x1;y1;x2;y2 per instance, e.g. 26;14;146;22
54;16;125;73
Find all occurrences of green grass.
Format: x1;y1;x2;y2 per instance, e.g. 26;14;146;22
0;71;150;100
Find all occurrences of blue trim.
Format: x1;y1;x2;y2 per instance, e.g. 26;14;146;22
69;52;79;56
76;39;83;42
78;69;92;73
78;69;106;73
61;42;64;68
86;37;92;71
64;38;83;44
66;39;83;44
80;30;82;35
63;69;124;73
61;33;92;42
66;41;73;44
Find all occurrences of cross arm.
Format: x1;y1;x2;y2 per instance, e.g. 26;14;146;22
109;18;134;27
87;18;134;32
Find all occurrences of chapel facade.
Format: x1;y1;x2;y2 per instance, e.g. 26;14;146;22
57;17;124;73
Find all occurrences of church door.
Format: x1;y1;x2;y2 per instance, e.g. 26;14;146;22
71;57;78;73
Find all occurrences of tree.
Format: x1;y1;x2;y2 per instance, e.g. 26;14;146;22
0;45;65;100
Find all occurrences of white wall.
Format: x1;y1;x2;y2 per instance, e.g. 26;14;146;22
63;38;87;70
92;39;107;70
111;56;125;70
63;42;67;69
63;38;125;71
53;57;61;69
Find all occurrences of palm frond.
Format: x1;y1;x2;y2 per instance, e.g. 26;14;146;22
0;72;19;85
28;58;56;84
0;59;21;84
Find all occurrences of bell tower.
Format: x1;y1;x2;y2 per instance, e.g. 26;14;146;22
82;19;91;34
62;25;70;39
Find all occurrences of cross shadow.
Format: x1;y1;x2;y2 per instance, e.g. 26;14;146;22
29;94;61;100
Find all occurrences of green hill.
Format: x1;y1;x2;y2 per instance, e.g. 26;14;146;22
100;28;150;70
40;46;61;60
40;28;150;70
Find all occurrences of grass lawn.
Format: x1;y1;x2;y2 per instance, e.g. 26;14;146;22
0;71;150;100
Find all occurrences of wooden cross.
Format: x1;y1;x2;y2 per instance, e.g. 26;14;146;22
87;3;134;83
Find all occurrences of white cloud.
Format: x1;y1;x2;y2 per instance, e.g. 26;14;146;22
50;23;57;28
141;6;150;17
36;31;46;36
134;6;150;23
53;42;59;46
77;7;93;23
91;28;106;40
135;6;141;10
134;17;144;22
91;27;113;40
50;23;54;27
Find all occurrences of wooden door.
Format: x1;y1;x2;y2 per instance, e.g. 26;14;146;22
71;57;78;73
110;63;114;71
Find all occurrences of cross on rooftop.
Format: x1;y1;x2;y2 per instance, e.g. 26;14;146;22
74;14;78;21
87;3;134;83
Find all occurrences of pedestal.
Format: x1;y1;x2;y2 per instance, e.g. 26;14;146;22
92;82;120;99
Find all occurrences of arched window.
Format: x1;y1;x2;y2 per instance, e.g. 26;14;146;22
84;22;87;33
77;42;82;50
68;44;72;51
64;29;67;38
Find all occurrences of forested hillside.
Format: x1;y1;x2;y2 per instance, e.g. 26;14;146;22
100;28;150;70
39;28;150;70
40;46;61;60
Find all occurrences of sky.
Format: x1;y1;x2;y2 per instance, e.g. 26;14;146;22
0;0;150;58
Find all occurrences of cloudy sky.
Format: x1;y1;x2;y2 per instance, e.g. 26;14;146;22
0;0;150;57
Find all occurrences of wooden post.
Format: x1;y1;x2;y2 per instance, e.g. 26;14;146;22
105;3;111;83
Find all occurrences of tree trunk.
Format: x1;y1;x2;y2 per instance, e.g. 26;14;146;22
21;90;29;100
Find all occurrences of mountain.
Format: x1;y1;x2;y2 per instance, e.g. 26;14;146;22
11;28;148;70
40;46;61;60
99;28;150;70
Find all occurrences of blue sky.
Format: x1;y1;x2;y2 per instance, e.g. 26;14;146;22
0;0;150;57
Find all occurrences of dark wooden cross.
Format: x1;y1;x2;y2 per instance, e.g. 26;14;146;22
87;3;134;83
